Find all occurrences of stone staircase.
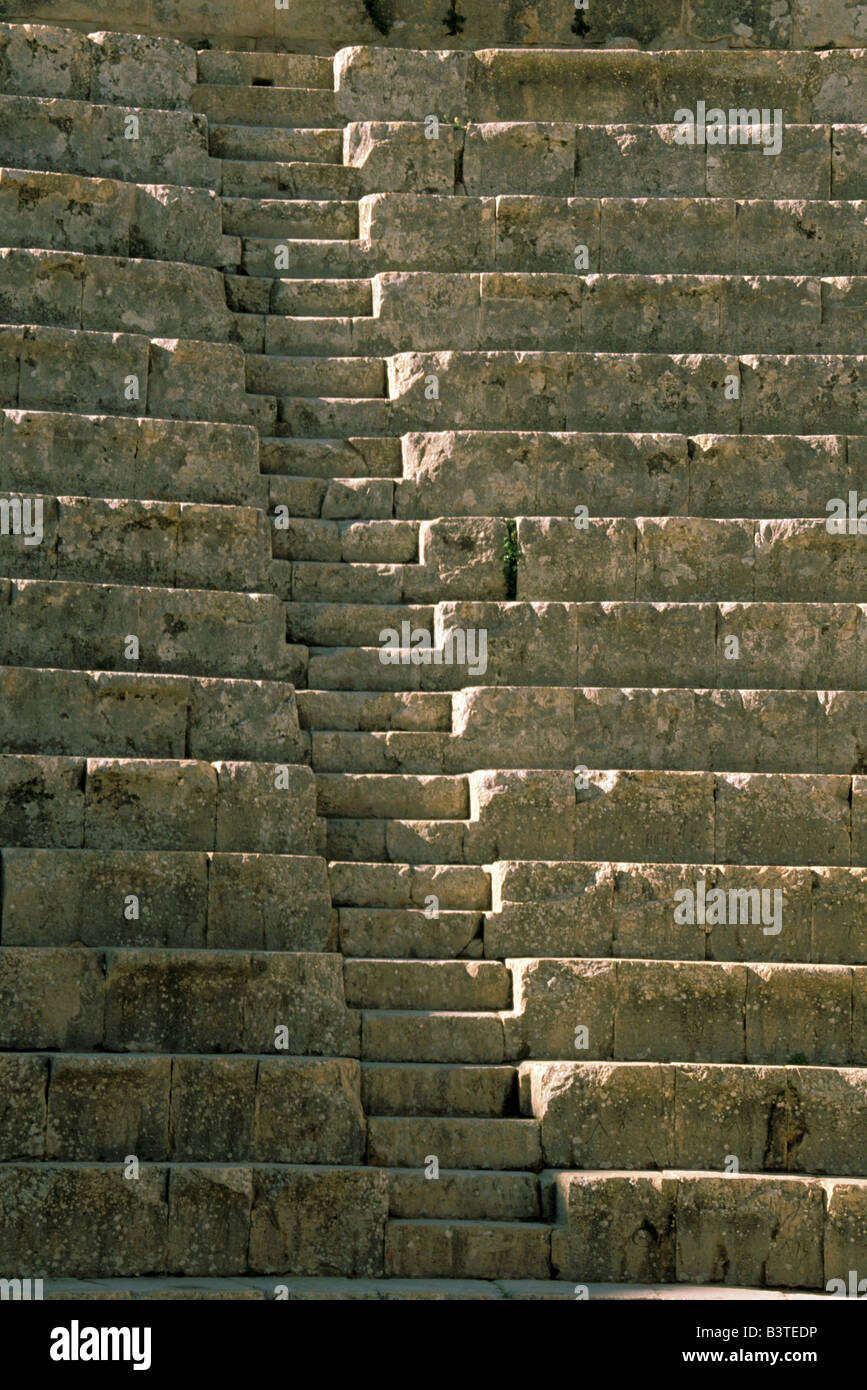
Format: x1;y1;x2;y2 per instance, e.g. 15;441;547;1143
0;14;864;1299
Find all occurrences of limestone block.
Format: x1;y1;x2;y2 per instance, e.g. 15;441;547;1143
0;1054;48;1159
0;1165;168;1278
249;1165;389;1277
575;770;715;863
824;1180;867;1285
213;761;320;855
525;1060;676;1168
88;31;196;109
505;957;616;1060
487;860;613;958
0;22;90;98
577;600;716;687
576;125;704;197
715;772;851;866
518;516;636;601
0;753;85;847
206;852;334;951
676;1175;824;1288
463;122;574;196
336;46;469;122
0;947;103;1049
550;1172;677;1283
251;1057;366;1163
812;867;867;963
166;1167;251;1275
495;195;600;272
467;768;575;861
0;847;208;947
361;192;495;270
345;122;454;193
746;964;853;1065
47;1055;170;1160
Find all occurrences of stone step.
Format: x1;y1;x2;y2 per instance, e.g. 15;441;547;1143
269;476;395;521
340;907;484;958
548;1170;865;1289
0;847;333;949
303;601;866;693
258;435;399;478
305;688;867;777
313;731;452;774
0;1163;382;1277
0;247;233;343
221;197;357;240
272;277;373;317
344;959;510;1010
362;1062;516;1116
0;666;307;763
361;1011;505;1063
306;645;482;690
276;396;391;437
520;1060;867;1176
0;409;266;508
328;861;491;910
29;1276;832;1300
264;315;357;356
289;562;406;604
0;492;266;592
0;1053;361;1163
243;237;368;280
192;85;340;129
196;51;333;90
316;772;468;820
518;516;866;604
487;860;867;966
0;167;227;268
453;122;864;201
220;159;361;201
460;49;866;125
385;1218;551;1280
322;764;867;866
0;755;322;854
369;1117;539;1170
0;946;348;1052
208;124;342;164
326;817;467;864
0;579;298;681
248;354;386;399
274;519;416;564
296;690;450;731
396;431;864;522
289;604;433;648
0;94;216;188
369;271;866;353
365;195;865;276
506;958;867;1064
0;323;251;425
387;1169;540;1221
385;350;865;435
